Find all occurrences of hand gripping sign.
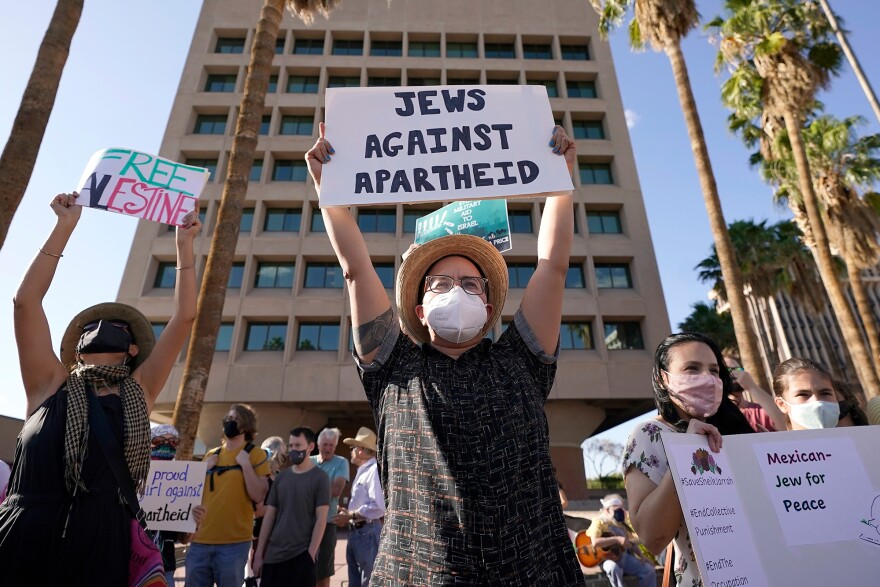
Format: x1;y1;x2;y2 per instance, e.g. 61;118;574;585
77;148;209;226
320;85;573;206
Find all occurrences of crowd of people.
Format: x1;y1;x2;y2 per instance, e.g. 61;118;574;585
0;123;875;587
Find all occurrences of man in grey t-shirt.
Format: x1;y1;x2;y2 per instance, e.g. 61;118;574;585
253;427;330;587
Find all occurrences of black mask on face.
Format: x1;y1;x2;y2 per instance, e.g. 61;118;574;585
613;508;626;522
77;320;133;357
289;449;307;465
223;420;241;439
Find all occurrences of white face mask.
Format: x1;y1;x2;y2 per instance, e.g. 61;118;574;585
423;286;488;344
783;399;840;429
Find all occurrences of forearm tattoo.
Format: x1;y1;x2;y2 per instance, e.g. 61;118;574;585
354;307;394;357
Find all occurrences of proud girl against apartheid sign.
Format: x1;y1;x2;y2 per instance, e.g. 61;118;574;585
77;148;209;226
320;85;573;206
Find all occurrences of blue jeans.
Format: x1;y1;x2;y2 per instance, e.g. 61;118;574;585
601;551;656;587
347;523;381;587
184;541;251;587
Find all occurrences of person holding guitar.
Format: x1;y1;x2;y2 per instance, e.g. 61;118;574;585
583;494;657;587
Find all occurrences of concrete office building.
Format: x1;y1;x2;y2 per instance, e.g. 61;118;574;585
117;0;670;499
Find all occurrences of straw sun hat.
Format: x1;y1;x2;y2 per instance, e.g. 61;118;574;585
60;302;156;370
343;427;379;452
395;234;508;345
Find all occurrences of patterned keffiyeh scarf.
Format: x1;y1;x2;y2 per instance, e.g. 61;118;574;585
63;363;151;496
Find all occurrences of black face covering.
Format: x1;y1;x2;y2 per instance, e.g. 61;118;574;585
76;320;133;356
613;508;626;522
223;420;241;439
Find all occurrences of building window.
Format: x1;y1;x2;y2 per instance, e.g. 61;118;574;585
446;41;478;58
297;323;340;351
275;37;285;54
245;322;287;351
305;262;344;288
264;208;301;232
530;80;558;97
240;208;255;233
407;77;441;87
332;39;363;56
357;209;396;233
403;210;423;233
250;159;263;182
484;42;515;58
194;114;227;135
272;160;308;181
310;212;326;233
587;211;621;234
561;44;590;60
573;120;605;139
567;80;597;98
267;75;278;93
228;262;245;288
523;43;552;59
580;163;613;185
260;115;271;135
279;115;313;136
508;210;533;233
604;321;644;350
287;75;319;93
154;262;177;288
368;76;402;87
371;40;402;56
185;158;218;181
447;76;479;85
595;263;632;289
566;264;586;288
561;322;593;350
215;37;245;54
151;322;166;339
216;323;234;351
293;38;324;55
507;263;536;288
204;74;236;92
486;78;517;85
409;41;440;57
255;262;295;288
375;262;395;288
327;76;361;88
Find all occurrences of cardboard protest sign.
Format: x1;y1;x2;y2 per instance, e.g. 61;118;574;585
415;199;511;252
138;460;207;533
77;148;209;226
663;427;880;586
321;85;573;206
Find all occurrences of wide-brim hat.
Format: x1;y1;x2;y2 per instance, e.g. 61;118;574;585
396;234;508;345
343;426;378;452
60;302;155;370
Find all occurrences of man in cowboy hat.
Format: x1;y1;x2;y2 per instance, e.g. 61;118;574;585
334;427;384;587
307;125;582;585
586;494;657;587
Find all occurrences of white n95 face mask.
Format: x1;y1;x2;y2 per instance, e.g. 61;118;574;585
423;286;488;344
783;399;840;429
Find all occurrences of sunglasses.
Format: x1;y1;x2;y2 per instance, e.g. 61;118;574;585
83;320;131;334
151;436;179;448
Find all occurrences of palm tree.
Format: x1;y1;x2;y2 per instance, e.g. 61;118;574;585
172;0;347;459
590;0;770;391
0;0;83;249
678;301;737;355
711;0;880;399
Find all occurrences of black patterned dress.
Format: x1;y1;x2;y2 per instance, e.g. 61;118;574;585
0;388;129;586
357;309;584;586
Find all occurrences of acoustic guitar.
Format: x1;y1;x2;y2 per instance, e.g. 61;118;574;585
574;531;623;567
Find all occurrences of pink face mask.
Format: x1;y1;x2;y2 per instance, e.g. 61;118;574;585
664;372;723;419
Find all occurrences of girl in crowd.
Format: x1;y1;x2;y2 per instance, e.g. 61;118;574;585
0;192;201;585
772;357;846;430
621;332;754;586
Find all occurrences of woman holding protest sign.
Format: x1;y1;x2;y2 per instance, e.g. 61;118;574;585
0;191;201;585
621;333;753;586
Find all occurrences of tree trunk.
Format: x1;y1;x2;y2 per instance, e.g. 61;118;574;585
172;0;285;460
847;262;880;376
0;0;83;249
783;111;880;399
817;0;880;124
664;40;770;391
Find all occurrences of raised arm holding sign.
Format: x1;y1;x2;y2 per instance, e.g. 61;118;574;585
308;114;584;583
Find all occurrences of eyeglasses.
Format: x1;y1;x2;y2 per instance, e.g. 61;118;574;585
83;320;131;334
424;275;488;296
151;436;179;448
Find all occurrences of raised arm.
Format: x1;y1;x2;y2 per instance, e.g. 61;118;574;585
307;122;392;364
520;126;576;352
14;193;81;414
133;211;201;409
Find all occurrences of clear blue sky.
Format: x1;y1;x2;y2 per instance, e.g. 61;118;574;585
2;1;878;471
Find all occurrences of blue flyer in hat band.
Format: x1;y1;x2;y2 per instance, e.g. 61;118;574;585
414;199;511;253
